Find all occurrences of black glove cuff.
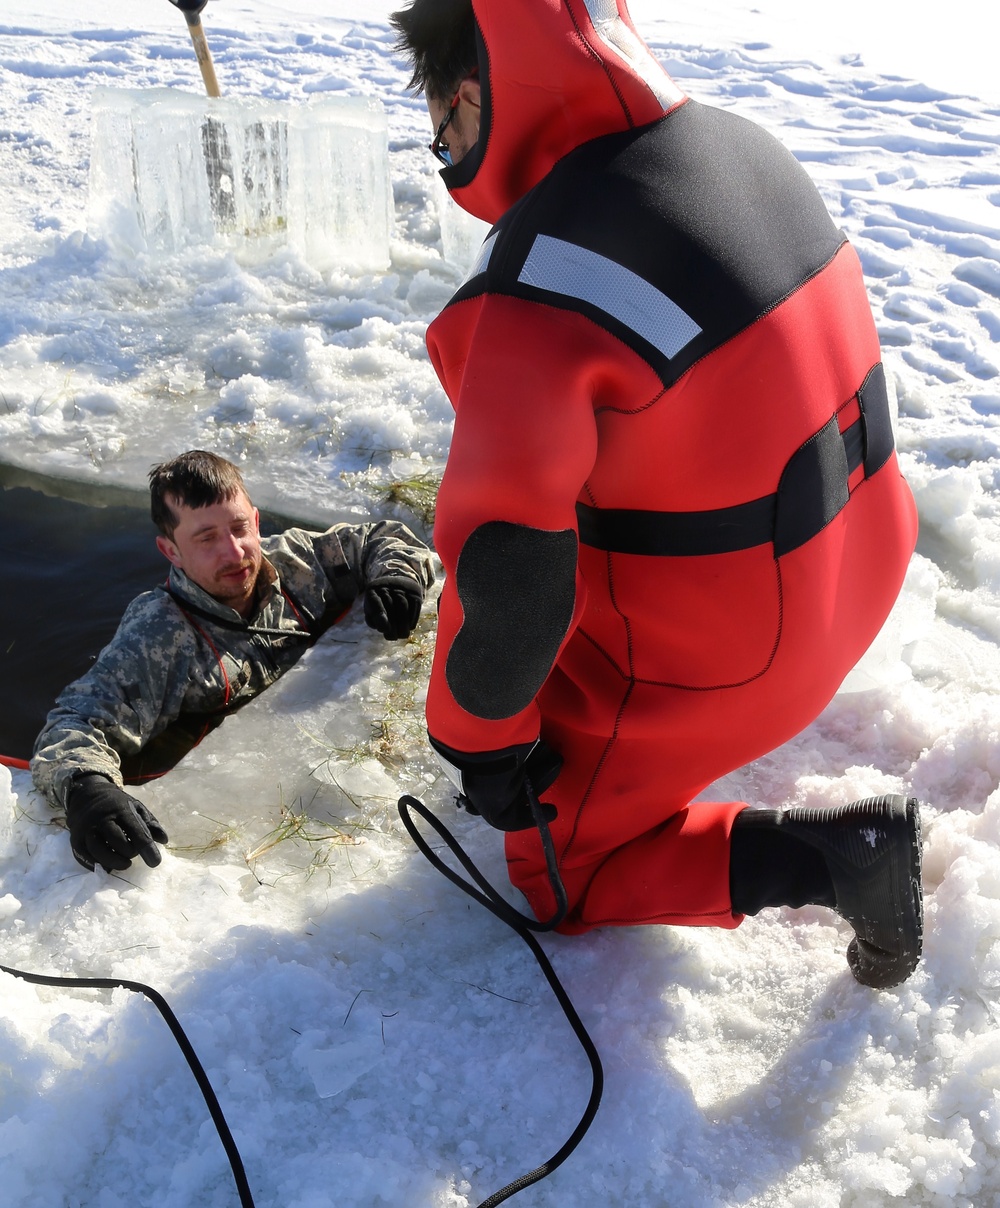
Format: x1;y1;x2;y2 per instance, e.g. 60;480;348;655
428;735;561;832
428;736;534;792
65;771;116;811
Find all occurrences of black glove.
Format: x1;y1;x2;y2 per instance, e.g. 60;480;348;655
64;774;169;873
364;580;423;641
429;736;562;832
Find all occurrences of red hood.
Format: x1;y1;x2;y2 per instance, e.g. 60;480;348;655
440;0;687;224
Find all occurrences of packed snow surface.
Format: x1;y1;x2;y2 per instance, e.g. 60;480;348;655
1;2;999;1205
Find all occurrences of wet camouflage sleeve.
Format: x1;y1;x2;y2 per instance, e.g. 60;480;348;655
30;592;202;810
265;520;434;614
326;519;434;595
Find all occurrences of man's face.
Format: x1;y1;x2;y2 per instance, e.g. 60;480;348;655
428;76;481;168
156;491;262;616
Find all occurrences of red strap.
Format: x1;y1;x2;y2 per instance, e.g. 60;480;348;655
281;587;307;628
171;601;231;708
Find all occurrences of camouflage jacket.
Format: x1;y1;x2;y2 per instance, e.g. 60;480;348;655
31;520;434;809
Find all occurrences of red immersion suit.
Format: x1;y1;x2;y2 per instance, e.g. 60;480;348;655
424;0;918;933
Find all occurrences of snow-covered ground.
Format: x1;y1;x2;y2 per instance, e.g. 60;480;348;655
1;2;999;1205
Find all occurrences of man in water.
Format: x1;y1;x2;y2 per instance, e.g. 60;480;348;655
391;0;922;987
32;449;434;874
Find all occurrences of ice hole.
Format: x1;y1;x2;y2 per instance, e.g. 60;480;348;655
0;465;308;762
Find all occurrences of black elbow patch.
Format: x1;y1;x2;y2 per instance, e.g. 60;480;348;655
447;521;578;720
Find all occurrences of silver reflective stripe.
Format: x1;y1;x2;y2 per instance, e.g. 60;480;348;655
463;230;499;284
434;748;466;794
518;234;701;360
582;0;684;111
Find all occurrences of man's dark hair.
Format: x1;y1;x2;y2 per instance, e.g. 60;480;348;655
149;450;250;537
390;0;477;100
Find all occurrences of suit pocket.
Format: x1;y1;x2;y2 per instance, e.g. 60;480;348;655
609;545;781;688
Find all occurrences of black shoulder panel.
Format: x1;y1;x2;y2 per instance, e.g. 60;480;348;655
446;521;577;720
449;100;846;388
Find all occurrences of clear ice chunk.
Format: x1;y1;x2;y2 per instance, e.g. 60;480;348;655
87;87;393;270
304;1038;384;1099
434;172;491;272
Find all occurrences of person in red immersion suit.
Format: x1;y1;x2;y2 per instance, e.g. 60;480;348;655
391;0;923;987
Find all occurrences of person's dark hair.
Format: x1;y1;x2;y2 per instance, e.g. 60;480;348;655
390;0;477;100
149;450;250;537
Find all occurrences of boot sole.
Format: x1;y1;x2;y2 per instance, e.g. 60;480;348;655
783;794;923;989
846;795;923;988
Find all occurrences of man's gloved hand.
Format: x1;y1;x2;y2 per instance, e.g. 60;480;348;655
364;580;423;641
64;773;169;873
429;736;562;832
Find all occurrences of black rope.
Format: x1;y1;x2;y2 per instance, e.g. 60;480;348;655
0;962;255;1208
1;786;599;1208
397;788;604;1207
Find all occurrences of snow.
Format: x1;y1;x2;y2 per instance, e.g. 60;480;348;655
1;2;999;1205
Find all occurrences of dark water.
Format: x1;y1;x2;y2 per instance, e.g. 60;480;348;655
0;467;299;763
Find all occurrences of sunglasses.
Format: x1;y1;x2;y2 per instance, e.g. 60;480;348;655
430;92;462;166
429;69;479;166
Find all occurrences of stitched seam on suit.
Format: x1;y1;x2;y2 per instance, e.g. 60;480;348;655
563;676;635;865
562;539;636;865
566;1;635;127
594;906;737;925
577;627;629;679
605;545;635;680
593;381;669;419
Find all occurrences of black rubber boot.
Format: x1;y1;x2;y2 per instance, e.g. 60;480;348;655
730;811;836;913
731;795;923;989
